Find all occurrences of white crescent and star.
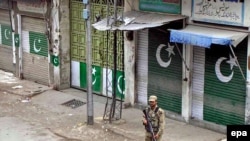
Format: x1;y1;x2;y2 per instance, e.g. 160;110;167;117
33;38;42;53
166;43;175;57
15;37;19;43
215;55;238;83
156;43;175;68
92;67;97;85
226;55;238;70
4;29;11;40
53;57;58;65
117;75;125;94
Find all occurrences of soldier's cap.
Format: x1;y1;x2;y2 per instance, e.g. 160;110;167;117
149;95;157;102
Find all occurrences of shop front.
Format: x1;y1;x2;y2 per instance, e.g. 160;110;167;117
0;4;15;73
170;25;248;125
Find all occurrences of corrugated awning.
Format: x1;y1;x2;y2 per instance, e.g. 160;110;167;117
169;25;248;48
92;11;186;31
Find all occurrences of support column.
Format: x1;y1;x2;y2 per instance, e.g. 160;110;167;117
51;0;60;90
11;8;16;74
181;44;193;122
13;2;22;79
124;32;136;106
123;0;138;106
58;0;70;89
50;0;70;90
17;14;22;79
245;33;250;124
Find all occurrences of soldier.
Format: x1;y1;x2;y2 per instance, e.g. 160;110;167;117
142;95;165;141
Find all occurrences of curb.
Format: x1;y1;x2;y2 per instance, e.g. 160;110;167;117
0;87;47;98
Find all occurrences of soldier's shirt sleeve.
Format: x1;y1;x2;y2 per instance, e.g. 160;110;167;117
157;108;165;135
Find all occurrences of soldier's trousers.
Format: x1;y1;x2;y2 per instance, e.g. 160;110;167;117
145;133;162;141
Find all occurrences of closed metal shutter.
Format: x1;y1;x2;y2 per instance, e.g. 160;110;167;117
136;29;148;105
191;46;205;120
0;9;14;73
203;39;247;125
148;26;182;114
21;16;49;85
0;9;10;25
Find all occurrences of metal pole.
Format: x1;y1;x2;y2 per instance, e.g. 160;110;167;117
112;0;118;119
175;43;190;71
114;0;118;23
86;1;93;125
229;45;246;80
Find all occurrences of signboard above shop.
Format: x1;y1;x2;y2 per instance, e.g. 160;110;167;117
192;0;244;26
139;0;181;14
15;0;47;14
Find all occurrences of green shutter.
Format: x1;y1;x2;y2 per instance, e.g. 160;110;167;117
148;27;182;114
204;40;247;125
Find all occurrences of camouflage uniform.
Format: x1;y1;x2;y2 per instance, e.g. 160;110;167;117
145;106;165;141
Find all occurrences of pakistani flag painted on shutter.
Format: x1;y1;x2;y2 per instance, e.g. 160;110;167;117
148;27;182;114
29;31;48;57
204;42;247;125
115;70;125;99
71;61;80;87
102;68;125;100
1;24;12;46
80;62;102;93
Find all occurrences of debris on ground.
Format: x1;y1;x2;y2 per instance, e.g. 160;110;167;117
12;85;23;89
20;97;31;103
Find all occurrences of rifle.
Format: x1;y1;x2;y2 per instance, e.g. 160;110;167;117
143;109;156;141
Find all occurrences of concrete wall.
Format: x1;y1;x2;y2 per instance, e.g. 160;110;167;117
46;0;70;90
58;0;70;89
244;0;250;26
125;0;139;11
12;0;71;90
245;35;250;124
123;0;139;106
181;44;193;123
245;0;250;125
181;0;192;18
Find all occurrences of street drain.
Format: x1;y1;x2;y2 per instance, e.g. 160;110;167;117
61;99;86;109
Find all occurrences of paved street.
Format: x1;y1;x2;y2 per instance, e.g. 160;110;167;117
0;70;227;141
